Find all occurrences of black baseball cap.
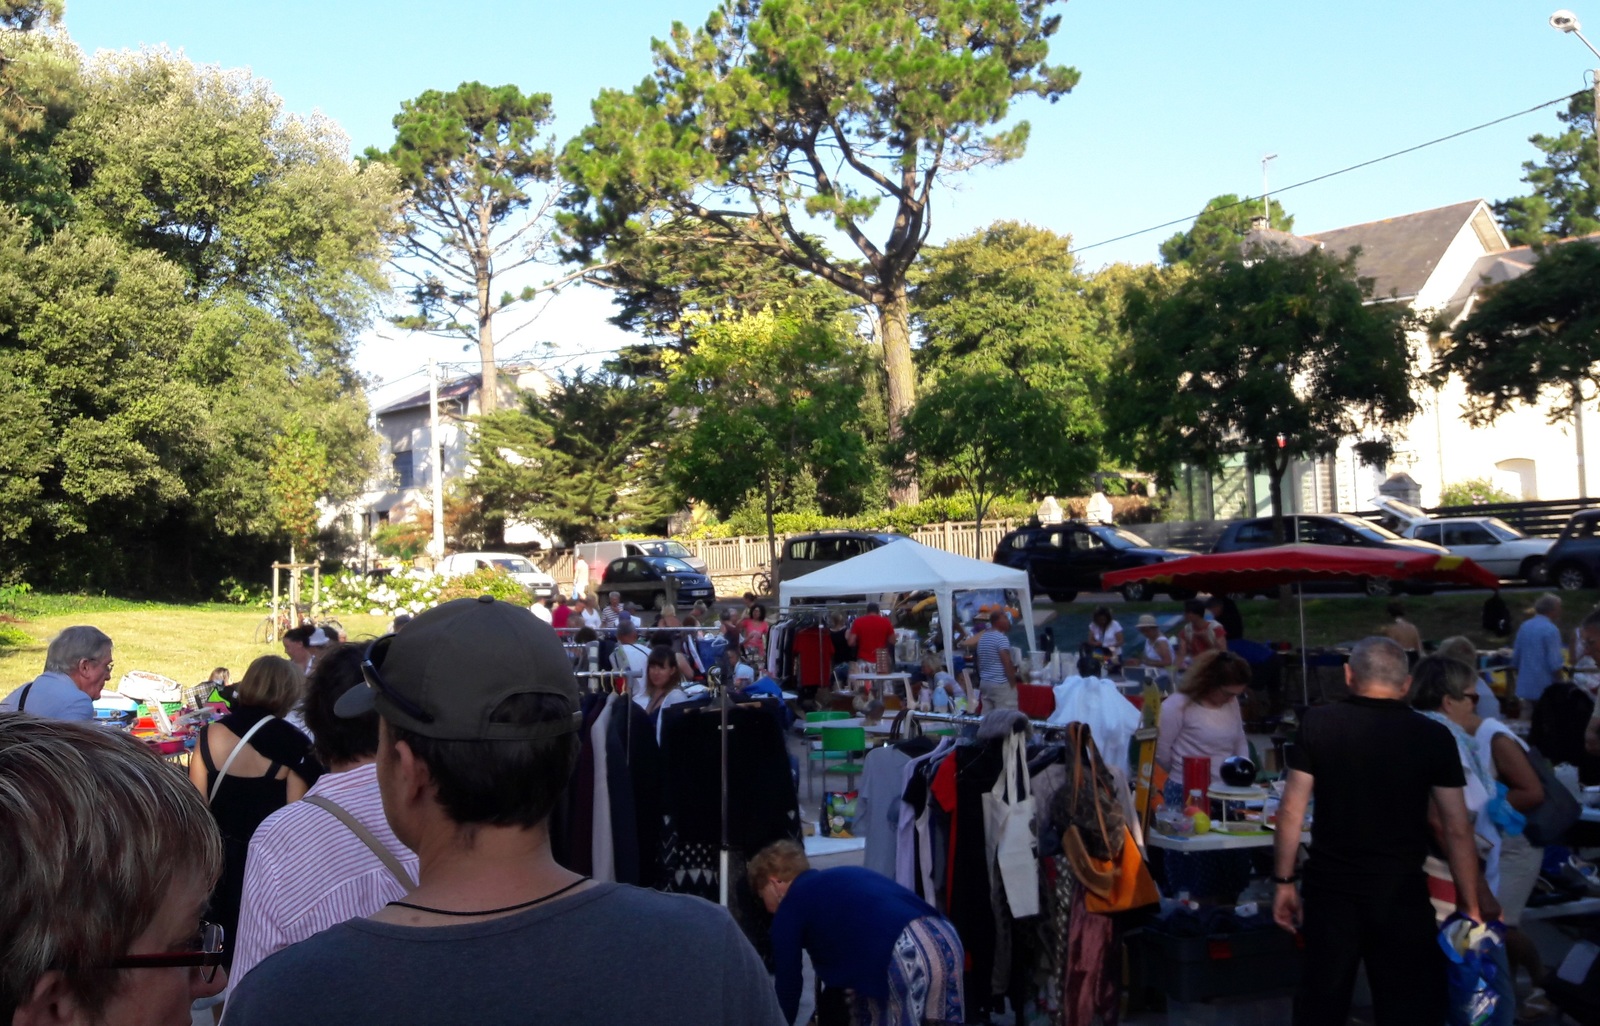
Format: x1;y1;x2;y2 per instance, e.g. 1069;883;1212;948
336;595;582;741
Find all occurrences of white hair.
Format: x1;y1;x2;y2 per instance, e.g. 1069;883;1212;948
42;626;111;675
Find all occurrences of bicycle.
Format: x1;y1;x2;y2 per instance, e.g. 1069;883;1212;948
750;566;773;596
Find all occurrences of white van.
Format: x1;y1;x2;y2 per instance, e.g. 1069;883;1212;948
575;539;708;581
435;552;557;599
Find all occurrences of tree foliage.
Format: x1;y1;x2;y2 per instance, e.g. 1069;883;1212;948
0;2;76;232
1106;248;1419;530
471;370;678;544
367;82;583;412
1160;193;1294;266
267;417;331;558
560;0;1079;499
1433;240;1600;423
1496;92;1598;246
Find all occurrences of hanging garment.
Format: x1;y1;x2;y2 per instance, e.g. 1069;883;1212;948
896;738;955;899
590;696;617;882
605;694;662;888
1061;883;1119;1026
861;740;930;878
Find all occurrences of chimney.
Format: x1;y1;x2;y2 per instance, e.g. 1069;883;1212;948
1250;215;1269;232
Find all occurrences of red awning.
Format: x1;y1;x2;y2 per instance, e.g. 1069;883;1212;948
1101;543;1500;594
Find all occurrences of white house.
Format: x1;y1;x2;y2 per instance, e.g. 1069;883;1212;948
1173;200;1596;519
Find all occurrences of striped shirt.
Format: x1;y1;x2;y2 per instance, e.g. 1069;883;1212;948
976;630;1013;687
229;762;418;993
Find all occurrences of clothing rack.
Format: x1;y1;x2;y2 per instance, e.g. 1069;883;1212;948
906;708;1062;734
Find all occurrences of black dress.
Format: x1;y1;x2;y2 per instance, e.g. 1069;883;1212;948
198;705;321;968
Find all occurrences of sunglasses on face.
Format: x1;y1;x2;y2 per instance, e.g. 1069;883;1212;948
360;634;435;725
107;921;225;983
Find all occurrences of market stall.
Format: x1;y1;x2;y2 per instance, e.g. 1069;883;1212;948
777;539;1034;677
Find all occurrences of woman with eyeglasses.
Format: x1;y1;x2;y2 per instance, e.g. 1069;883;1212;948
187;655;321;976
0;717;229;1025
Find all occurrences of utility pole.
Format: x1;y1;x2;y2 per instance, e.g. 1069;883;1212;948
428;355;446;561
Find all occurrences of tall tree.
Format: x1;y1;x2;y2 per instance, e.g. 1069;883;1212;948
1432;240;1600;423
665;309;873;562
1159;193;1294;266
267;416;331;562
1106;248;1419;539
0;0;78;232
1496;91;1598;246
899;367;1097;547
471;370;678;544
560;0;1079;501
367;82;589;412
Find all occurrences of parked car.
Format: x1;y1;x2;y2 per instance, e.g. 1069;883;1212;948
1209;513;1449;595
775;531;908;587
575;538;708;576
1371;495;1551;584
435;551;557;599
992;522;1196;603
1543;509;1600;591
600;556;716;610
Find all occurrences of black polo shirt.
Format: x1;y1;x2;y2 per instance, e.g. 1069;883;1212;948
1287;695;1464;880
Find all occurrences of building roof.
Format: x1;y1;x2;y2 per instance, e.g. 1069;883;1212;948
376;373;482;416
1239;226;1320;259
1304;199;1502;301
1442;231;1600;323
374;365;555;418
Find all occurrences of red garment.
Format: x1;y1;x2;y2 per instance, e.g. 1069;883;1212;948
1017;683;1056;720
551;604;572;630
792;627;834;688
849;613;895;663
930;751;960;911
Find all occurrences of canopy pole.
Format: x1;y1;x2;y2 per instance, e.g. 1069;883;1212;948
1298;587;1309;705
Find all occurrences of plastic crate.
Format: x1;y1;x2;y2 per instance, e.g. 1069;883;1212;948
1130;923;1303;1002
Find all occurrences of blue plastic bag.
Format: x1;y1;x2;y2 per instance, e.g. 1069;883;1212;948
1438;915;1509;1026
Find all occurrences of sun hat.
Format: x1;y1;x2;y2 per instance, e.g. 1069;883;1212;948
1136;614;1160;629
336;595;582;741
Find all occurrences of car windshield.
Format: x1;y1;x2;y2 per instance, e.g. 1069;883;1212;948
490;558;537;574
638;540;692;558
1329;515;1402;542
1089;526;1151;550
1483;518;1526;541
650;557;697;574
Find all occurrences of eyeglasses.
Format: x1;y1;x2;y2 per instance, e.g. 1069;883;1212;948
360;634;435;725
108;922;225;983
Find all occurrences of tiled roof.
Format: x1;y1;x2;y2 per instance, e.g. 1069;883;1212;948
1304;199;1488;301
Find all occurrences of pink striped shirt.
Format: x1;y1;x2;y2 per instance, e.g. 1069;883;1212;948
228;762;418;991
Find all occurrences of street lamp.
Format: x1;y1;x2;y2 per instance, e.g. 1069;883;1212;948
1550;11;1599;497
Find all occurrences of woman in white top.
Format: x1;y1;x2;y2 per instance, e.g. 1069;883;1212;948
635;645;690;740
1133;615;1176;682
1155;650;1249;788
1086;606;1123;652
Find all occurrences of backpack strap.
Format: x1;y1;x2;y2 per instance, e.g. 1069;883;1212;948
302;794;417;890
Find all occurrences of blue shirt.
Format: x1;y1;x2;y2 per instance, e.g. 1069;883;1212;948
1513;614;1565;700
0;671;94;720
770;867;939;1023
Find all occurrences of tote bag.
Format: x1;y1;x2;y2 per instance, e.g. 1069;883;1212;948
983;731;1041;917
1522;744;1581;847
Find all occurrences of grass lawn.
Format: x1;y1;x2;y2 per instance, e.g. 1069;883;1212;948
0;595;391;702
1048;589;1600;651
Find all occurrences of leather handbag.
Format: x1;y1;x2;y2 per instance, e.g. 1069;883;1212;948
1059;723;1158;913
1083;823;1161;914
1522;743;1582;847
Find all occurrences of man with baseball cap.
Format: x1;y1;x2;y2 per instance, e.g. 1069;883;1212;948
225;596;783;1026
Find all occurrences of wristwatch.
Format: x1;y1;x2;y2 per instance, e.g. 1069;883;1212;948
1272;874;1299;885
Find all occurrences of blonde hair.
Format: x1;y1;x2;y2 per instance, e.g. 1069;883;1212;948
747;839;810;891
1179;650;1251;702
0;719;222;1020
234;654;303;716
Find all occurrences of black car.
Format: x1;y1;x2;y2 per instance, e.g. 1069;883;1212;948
1209;513;1449;595
992;522;1196;603
600;556;716;610
1544;509;1600;591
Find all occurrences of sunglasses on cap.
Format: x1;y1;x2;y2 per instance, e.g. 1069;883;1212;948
360;634;435;726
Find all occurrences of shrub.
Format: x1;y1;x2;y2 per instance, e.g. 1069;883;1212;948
437;566;529;604
1438;478;1518;508
0;623;30;649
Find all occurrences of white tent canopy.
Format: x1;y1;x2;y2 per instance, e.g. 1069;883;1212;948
777;539;1035;675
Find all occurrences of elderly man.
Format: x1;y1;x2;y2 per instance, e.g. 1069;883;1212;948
611;621;653;699
225;597;782;1026
600;591;631;634
1273;636;1487;1026
0;625;114;720
1514;593;1565;706
974;611;1023;712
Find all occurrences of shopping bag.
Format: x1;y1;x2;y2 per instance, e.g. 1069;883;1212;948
1521;744;1581;847
1438;914;1507;1026
1082;824;1160;914
982;731;1040;917
821;791;858;838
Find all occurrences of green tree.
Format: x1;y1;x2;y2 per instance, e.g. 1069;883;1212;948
1438;478;1518;508
898;368;1097;551
1496;92;1598;246
665;309;873;562
1159;193;1294;266
367;82;588;412
561;0;1079;500
267;417;331;561
472;370;678;544
1106;248;1419;539
0;1;77;233
1432;240;1600;424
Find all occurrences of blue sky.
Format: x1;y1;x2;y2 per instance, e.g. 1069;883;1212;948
61;0;1598;404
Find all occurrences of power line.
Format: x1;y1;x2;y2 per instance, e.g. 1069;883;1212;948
1070;91;1581;256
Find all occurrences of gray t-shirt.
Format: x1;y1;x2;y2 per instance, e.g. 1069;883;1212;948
0;672;93;720
224;881;784;1026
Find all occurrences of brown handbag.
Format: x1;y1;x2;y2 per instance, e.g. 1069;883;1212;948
1059;723;1158;912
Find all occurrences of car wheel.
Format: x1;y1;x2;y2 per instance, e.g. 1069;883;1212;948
1167;588;1197;601
1047;590;1078;603
1120;582;1153;603
1555;563;1592;591
1363;577;1394;598
1520;556;1549;586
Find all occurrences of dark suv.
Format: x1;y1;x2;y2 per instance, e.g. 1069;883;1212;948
1544;509;1600;591
600;556;716;610
1210;513;1448;595
776;531;906;587
992;522;1196;603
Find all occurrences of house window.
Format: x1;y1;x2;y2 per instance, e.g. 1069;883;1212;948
392;452;414;489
